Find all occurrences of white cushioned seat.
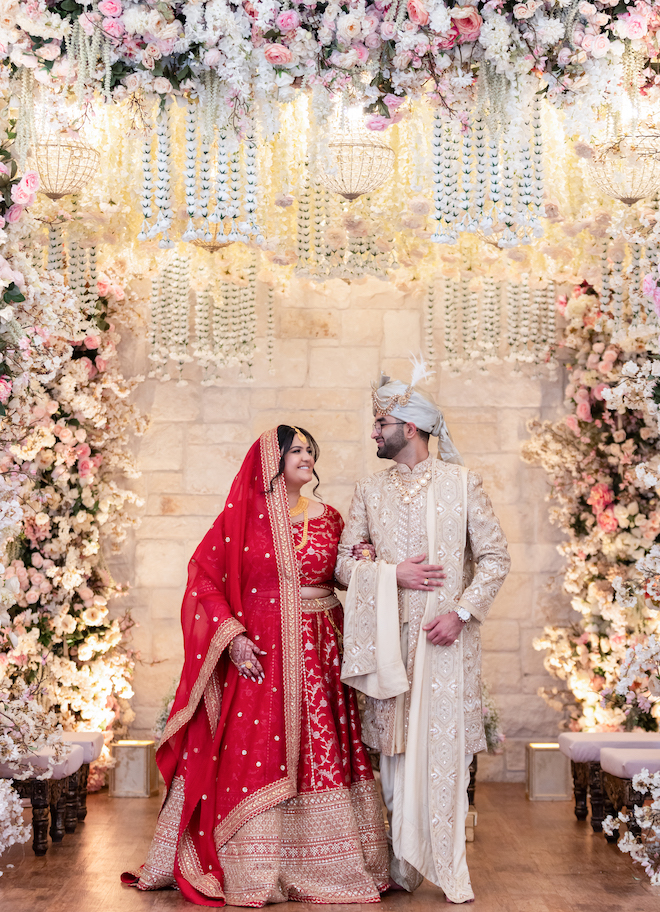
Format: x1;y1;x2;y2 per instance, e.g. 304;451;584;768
558;731;660;763
60;731;104;763
0;743;84;780
600;747;660;779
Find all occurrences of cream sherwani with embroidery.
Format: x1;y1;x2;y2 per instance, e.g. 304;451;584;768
336;455;510;903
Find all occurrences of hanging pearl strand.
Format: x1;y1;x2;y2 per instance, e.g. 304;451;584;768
266;286;275;375
451;127;461;226
611;253;624;336
182;101;198;242
137;128;154;241
500;153;516;246
431;110;445;243
485;123;500;233
531;95;544;221
239;255;257;378
312;186;327;279
87;246;98;312
214;283;231;370
147;276;164;379
227;149;243;243
194;288;213;382
175;256;191;383
458;117;474;230
210;128;230;237
243;131;262;244
196;134;212;240
473;111;487;228
461;281;478;363
481;276;497;361
506;280;519;362
629;242;642;328
441;278;459;371
150;103;174;248
529;286;542;362
518;274;531;362
47;224;64;272
296;167;311;272
425;281;436;368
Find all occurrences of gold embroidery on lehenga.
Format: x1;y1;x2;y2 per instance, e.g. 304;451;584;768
217;782;388;906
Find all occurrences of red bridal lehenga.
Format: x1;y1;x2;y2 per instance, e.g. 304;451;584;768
122;428;388;906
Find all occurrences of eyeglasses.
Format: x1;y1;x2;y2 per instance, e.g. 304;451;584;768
372;419;406;433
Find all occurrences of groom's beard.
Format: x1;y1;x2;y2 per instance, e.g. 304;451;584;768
376;425;407;459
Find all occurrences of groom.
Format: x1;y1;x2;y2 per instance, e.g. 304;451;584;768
336;368;510;904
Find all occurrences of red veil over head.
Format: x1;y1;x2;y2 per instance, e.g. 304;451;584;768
155;428;303;905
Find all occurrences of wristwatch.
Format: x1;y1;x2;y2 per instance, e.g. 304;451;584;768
452;606;471;624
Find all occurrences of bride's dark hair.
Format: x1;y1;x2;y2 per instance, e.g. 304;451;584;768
266;425;321;497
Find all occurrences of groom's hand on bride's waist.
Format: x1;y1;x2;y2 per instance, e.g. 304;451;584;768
396;554;446;591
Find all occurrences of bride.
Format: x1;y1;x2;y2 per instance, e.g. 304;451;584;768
122;425;388;906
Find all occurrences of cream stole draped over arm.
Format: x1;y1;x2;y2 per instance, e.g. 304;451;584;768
341;461;474;904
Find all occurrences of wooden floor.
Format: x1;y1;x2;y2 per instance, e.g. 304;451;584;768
1;783;659;912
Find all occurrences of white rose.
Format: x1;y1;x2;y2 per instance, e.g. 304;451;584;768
336;12;361;42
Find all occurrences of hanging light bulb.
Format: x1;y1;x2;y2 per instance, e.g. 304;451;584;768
33;132;100;200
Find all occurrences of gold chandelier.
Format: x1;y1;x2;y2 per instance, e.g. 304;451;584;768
188;220;235;253
317;128;395;201
33;134;100;200
586;130;660;206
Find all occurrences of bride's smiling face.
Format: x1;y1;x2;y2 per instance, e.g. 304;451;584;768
283;434;315;490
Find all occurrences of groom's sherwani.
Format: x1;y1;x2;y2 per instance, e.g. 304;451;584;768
336;455;510;903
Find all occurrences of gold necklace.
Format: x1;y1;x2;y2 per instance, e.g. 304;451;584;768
289;496;309;551
388;467;432;505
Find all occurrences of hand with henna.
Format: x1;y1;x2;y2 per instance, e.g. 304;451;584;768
229;634;267;683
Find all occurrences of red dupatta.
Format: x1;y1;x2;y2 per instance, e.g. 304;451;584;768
155;428;303;905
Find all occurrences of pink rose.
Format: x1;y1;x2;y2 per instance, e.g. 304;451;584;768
153;76;172;94
141;51;155;70
276;9;300;31
5;204;24;223
576;401;592;422
79;12;99;36
264;43;294;65
0;376;12;404
10;182;35;206
98;0;122;14
587;482;614;514
592;383;608;401
76;443;92;459
78;357;97;379
353;43;369;63
407;0;430;26
20;171;39;194
366;115;392;131
380;20;397;39
84;335;101;349
591;34;609;57
557;47;572;66
597;508;619;533
36;42;61;60
365;31;381;47
581;33;595;52
618;11;647;39
451;5;482;40
95;357;108;372
384;92;405;110
96;275;112;297
78;457;93;478
437;25;459;48
362;12;380;34
204;48;223;67
103;17;125;37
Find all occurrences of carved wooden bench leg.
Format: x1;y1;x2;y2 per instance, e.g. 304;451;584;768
603;770;646;841
49;779;65;843
587;761;607;832
77;762;89;821
571;761;589;821
14;778;50;856
64;771;79;834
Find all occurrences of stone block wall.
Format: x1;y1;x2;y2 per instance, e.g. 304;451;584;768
117;275;572;782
